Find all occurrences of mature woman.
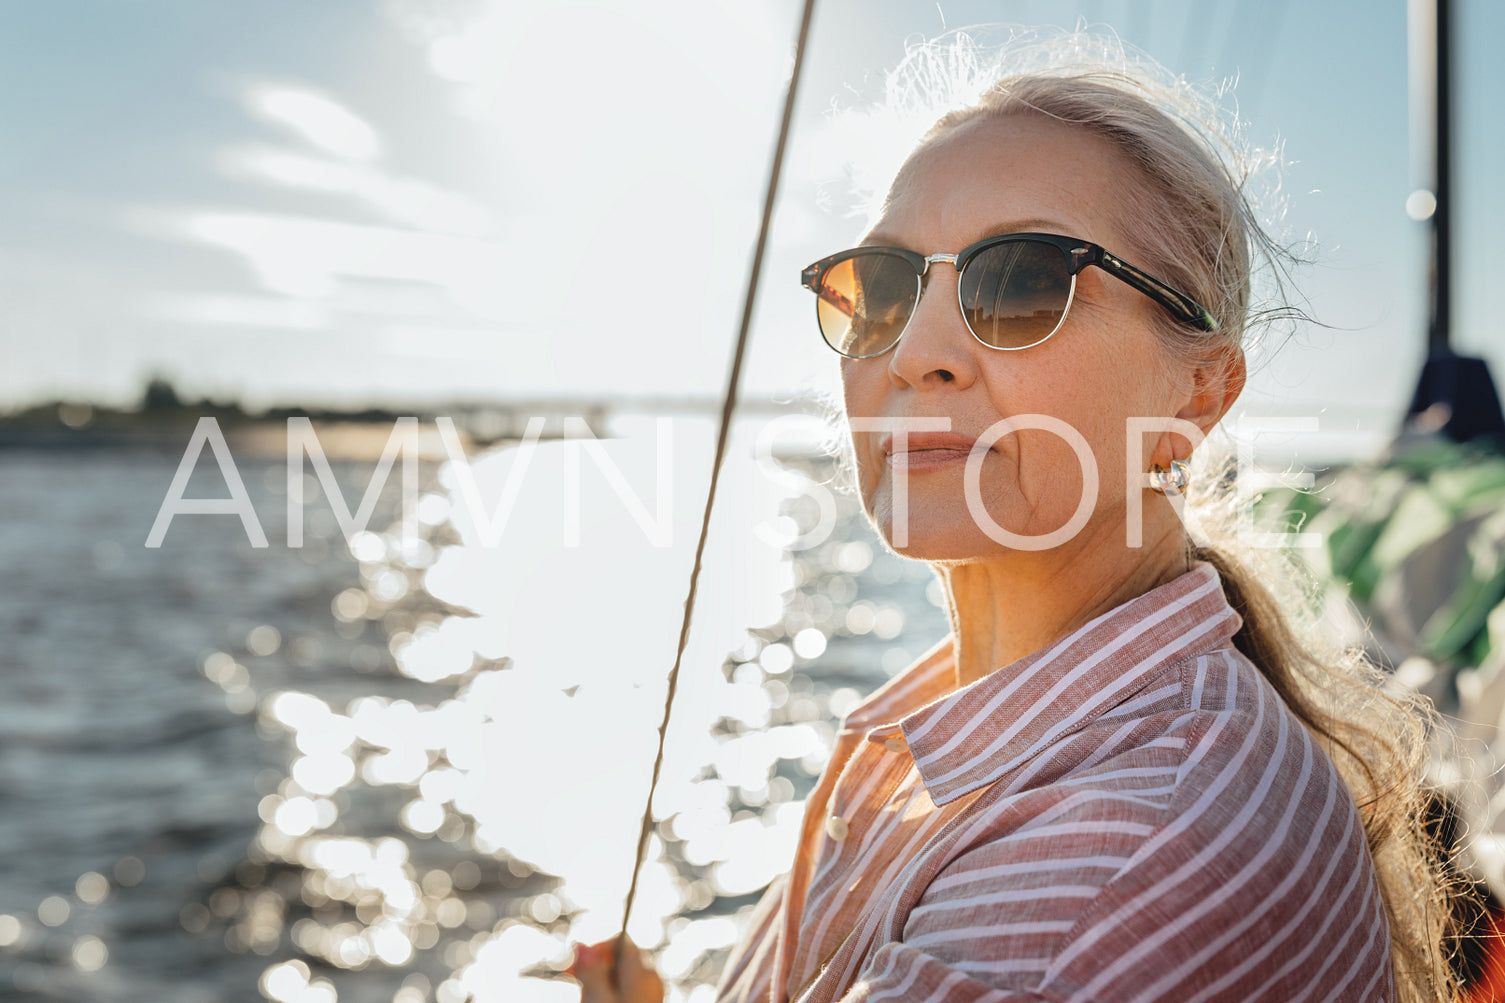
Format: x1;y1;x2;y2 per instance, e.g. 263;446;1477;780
574;33;1455;1003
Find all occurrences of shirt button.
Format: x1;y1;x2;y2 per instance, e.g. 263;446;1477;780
884;736;907;754
825;815;849;841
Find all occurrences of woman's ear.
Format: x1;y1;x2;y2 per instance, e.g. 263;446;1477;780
1176;346;1246;435
1149;347;1246;469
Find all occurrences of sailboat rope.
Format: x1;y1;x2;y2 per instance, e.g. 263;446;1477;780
614;0;819;987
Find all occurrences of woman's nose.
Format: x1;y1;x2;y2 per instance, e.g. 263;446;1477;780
886;265;980;389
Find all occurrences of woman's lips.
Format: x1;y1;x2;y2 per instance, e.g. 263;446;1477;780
880;431;988;472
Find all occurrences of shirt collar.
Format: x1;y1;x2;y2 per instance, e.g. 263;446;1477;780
848;563;1242;806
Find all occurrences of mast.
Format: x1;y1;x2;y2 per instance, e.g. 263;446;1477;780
1403;0;1505;443
1428;0;1451;353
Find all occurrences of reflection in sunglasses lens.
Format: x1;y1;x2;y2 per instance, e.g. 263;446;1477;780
818;253;918;357
962;241;1070;349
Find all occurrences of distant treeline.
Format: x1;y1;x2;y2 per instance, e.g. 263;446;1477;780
2;377;442;433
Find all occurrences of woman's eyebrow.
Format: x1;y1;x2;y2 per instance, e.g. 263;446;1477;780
971;218;1078;240
858;217;1080;251
857;231;903;248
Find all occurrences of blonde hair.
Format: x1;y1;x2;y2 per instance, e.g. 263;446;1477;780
852;28;1459;1001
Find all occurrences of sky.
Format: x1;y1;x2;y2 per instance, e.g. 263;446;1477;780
7;5;1498;993
2;0;1503;460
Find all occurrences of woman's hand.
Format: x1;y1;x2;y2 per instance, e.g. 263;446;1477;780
567;936;665;1003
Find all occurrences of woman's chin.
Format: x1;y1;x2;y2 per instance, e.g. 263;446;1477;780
874;524;1003;563
871;510;1084;563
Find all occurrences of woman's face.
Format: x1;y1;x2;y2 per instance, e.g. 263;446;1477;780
842;113;1193;561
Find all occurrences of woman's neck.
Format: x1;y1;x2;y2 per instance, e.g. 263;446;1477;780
936;515;1191;688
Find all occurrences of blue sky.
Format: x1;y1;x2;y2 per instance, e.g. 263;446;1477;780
2;0;1501;458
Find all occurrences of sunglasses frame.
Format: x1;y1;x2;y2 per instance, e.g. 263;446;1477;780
801;231;1219;359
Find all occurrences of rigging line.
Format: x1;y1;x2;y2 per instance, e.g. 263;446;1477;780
614;0;819;985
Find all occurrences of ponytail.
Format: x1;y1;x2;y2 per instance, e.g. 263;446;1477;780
1193;541;1458;1001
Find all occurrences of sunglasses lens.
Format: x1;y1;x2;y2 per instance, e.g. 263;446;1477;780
960;240;1073;349
815;252;919;357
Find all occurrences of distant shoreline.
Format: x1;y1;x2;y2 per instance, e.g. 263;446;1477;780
0;419;507;461
0;389;829;461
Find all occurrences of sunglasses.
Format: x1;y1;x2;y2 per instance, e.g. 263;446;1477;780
801;231;1218;359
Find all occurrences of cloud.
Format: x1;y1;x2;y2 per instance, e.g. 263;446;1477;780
244;83;383;161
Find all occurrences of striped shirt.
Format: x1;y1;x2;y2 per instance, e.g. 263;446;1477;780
716;563;1392;1002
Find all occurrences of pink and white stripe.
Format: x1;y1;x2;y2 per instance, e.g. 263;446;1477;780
715;563;1393;1002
